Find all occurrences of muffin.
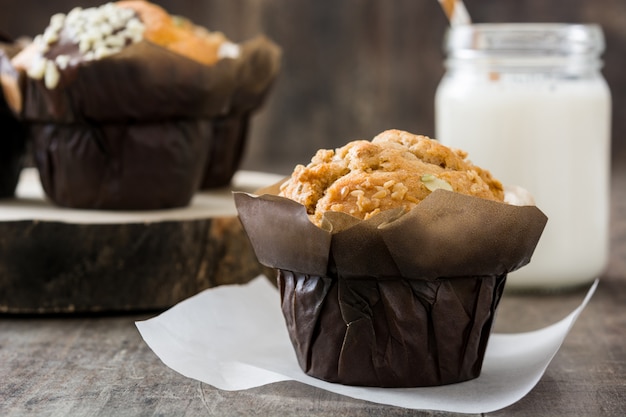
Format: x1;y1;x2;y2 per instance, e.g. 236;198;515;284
279;129;505;225
235;130;547;387
1;1;280;209
0;36;26;198
118;1;281;189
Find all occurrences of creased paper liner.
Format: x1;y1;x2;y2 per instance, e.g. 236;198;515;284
136;276;598;413
232;187;548;387
9;35;281;122
233;189;547;278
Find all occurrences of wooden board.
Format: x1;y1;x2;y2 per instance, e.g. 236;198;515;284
0;168;283;313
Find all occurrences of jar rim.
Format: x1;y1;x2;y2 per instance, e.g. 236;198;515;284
444;23;605;57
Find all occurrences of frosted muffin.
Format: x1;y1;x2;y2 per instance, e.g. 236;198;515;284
235;130;547;387
2;1;280;209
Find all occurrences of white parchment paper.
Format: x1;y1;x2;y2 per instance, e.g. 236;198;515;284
136;276;598;414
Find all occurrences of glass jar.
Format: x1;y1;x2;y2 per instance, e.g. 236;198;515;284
435;24;611;291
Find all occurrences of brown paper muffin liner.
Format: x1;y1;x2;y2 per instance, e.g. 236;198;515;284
17;41;239;123
31;120;210;210
278;270;506;387
234;187;547;387
200;36;281;189
200;114;249;189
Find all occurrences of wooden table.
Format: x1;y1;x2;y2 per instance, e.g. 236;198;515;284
1;155;625;417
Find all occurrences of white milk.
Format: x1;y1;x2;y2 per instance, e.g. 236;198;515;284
435;24;611;291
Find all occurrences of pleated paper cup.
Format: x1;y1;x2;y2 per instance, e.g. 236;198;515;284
234;187;547;387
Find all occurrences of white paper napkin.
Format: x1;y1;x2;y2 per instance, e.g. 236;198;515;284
136;276;598;414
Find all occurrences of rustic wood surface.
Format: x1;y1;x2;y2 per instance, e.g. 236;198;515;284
0;2;625;415
0;170;280;313
0;152;624;416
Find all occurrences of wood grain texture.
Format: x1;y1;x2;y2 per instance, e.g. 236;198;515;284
0;170;276;313
0;216;263;313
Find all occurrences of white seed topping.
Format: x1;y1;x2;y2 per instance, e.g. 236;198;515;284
390;182;408;200
66;7;83;23
372;189;388;199
27;56;47;80
94;45;115;60
50;13;65;27
421;174;453;192
42;28;60;45
218;42;240;59
33;34;50;53
26;2;146;89
99;22;114;36
44;60;60;89
78;38;92;54
55;54;71;70
104;34;125;48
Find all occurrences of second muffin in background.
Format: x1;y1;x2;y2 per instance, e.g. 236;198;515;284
3;1;281;209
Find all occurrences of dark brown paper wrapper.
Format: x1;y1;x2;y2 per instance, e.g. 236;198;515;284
200;36;281;189
0;45;26;198
31;120;210;210
9;35;280;207
200;113;249;189
18;36;280;123
234;189;547;387
18;41;238;123
278;270;506;387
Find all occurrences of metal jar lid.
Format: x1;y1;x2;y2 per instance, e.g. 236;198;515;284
444;23;605;59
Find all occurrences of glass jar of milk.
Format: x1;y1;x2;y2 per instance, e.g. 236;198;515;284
435;24;611;291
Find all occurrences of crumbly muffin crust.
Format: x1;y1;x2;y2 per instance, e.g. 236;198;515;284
279;129;504;225
117;1;227;66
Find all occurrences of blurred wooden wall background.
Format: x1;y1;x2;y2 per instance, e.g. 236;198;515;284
1;0;624;174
